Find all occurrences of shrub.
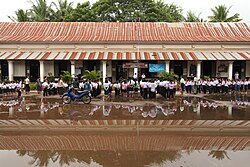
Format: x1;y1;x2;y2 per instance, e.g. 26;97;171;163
30;83;37;90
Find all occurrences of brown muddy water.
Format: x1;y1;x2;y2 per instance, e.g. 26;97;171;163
0;94;250;166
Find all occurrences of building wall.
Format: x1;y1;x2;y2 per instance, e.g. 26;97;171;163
246;61;250;77
44;61;54;77
14;61;25;77
106;61;112;78
216;61;229;78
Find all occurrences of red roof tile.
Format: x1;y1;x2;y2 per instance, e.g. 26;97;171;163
0;22;250;43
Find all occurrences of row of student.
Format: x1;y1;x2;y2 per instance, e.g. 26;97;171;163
0;81;22;95
100;78;178;99
180;78;250;94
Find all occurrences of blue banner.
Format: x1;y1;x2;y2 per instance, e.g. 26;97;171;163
149;64;165;72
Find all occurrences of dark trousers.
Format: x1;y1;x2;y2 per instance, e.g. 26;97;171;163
43;88;48;97
143;88;148;99
202;85;207;94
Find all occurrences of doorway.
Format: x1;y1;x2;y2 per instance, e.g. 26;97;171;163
233;61;242;79
29;61;39;82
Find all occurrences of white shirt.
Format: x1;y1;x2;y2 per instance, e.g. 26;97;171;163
148;82;157;92
25;78;30;84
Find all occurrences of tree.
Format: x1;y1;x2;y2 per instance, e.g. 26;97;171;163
208;5;242;22
208;151;231;160
82;70;101;81
60;71;73;85
91;0;184;22
8;9;31;22
159;71;178;81
64;2;96;22
185;11;205;22
154;1;184;22
29;0;53;22
51;0;73;21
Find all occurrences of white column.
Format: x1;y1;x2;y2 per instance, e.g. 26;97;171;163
197;103;201;117
134;68;138;78
102;61;107;83
196;61;201;79
165;61;170;73
40;61;44;82
40;99;45;118
9;106;14;118
228;106;233;119
8;60;14;81
71;61;75;77
228;61;233;80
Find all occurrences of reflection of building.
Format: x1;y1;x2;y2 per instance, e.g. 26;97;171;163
0;119;250;131
0;133;250;151
0;22;250;82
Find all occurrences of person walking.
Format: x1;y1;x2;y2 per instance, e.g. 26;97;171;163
25;76;30;94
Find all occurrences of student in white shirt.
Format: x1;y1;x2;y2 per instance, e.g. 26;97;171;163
148;79;157;98
113;81;121;96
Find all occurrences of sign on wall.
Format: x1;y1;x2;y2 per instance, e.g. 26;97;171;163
123;63;148;68
149;64;165;72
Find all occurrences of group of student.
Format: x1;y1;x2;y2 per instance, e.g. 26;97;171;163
180;77;250;94
102;77;178;99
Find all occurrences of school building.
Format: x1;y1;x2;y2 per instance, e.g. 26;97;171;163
0;22;250;82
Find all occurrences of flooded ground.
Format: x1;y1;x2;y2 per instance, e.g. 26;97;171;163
0;93;250;166
0;94;249;121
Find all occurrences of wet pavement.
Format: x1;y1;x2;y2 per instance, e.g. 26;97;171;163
0;93;250;166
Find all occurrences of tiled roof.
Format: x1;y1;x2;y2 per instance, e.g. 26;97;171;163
0;22;250;43
0;51;249;60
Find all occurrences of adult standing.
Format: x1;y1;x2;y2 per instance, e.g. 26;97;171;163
234;72;239;80
36;78;42;94
180;76;185;94
25;76;30;94
57;78;65;95
141;73;146;80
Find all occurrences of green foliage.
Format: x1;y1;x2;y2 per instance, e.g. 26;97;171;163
82;70;101;81
154;1;184;22
91;0;183;22
9;0;184;22
8;9;31;22
47;73;55;82
159;71;178;81
203;75;210;80
208;5;242;22
64;2;96;22
30;83;37;90
185;10;205;22
51;0;73;21
29;0;53;22
60;71;73;85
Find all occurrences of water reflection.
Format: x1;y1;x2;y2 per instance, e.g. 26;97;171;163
13;150;183;167
0;96;249;120
2;149;249;167
208;151;230;161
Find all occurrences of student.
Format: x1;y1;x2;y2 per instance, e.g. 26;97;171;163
127;78;135;98
25;76;30;94
121;80;128;97
42;80;49;97
103;80;112;101
113;81;121;96
148;79;157;98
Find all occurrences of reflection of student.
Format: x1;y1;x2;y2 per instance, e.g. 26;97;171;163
103;105;111;117
89;105;101;116
149;108;157;118
234;72;239;80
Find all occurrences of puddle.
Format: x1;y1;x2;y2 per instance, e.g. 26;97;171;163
0;95;249;120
